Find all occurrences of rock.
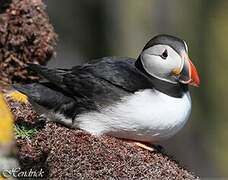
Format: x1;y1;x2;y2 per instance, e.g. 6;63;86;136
5;95;198;179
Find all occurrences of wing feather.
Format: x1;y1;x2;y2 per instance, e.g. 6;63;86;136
24;57;153;112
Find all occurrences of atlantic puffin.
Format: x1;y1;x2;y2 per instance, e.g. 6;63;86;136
14;34;200;148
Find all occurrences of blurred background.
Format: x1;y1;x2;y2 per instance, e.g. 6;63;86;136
45;0;228;178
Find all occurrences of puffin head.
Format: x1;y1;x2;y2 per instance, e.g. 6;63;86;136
136;34;200;87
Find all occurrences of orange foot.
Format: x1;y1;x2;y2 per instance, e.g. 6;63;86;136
125;140;156;152
133;141;156;152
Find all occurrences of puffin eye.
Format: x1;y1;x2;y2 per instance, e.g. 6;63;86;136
161;49;168;59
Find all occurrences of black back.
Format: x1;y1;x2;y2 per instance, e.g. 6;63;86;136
15;57;154;119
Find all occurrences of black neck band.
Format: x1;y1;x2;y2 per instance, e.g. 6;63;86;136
135;57;188;98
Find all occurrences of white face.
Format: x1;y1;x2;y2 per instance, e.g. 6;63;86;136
140;44;185;84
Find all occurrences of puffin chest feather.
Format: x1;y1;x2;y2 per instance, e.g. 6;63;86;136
77;89;191;141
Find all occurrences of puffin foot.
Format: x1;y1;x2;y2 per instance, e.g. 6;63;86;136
124;140;155;152
133;142;155;152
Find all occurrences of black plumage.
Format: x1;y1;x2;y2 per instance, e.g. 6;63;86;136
14;57;157;119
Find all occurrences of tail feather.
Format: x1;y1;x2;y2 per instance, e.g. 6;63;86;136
13;83;74;110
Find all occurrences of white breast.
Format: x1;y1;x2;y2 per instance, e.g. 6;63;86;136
77;89;191;142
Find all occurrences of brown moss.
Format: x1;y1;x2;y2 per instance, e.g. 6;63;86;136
15;123;198;179
0;0;57;84
6;96;37;125
3;94;198;179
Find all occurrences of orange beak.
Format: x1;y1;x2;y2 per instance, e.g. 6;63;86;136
179;58;200;87
188;59;200;87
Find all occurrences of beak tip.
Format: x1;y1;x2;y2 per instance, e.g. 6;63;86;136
190;74;200;87
191;81;200;87
191;73;200;87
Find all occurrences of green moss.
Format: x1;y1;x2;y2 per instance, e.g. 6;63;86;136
15;125;37;140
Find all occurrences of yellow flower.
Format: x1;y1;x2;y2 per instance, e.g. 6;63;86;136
0;93;14;145
6;91;28;104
